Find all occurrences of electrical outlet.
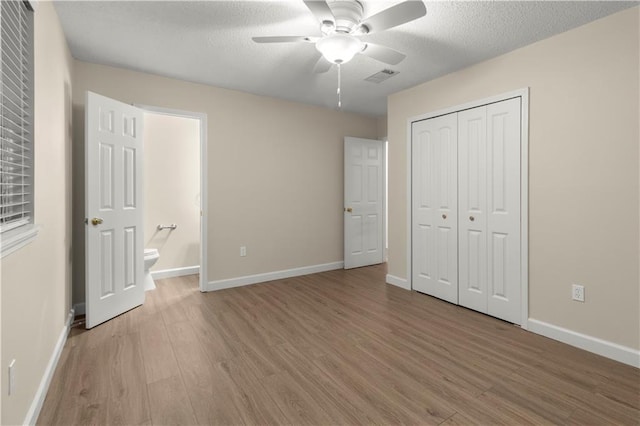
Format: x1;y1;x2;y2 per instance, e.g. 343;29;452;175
240;246;246;257
572;284;585;302
8;359;15;396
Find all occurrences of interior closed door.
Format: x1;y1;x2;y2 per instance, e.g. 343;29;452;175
411;113;458;303
458;106;488;313
485;98;521;323
344;137;384;269
458;98;521;323
85;91;145;329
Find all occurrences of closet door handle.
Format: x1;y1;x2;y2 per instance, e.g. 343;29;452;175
442;214;447;219
469;216;475;222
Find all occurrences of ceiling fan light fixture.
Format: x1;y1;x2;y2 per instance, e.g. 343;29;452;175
316;33;363;64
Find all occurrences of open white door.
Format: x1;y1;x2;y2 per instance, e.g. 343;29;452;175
344;137;384;269
85;91;144;329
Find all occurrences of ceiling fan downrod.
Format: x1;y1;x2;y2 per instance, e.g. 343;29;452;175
337;63;342;109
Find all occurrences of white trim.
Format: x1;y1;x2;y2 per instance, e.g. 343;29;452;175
519;90;530;329
528;319;640;368
23;309;74;426
73;302;85;317
1;225;39;258
136;104;208;293
205;261;344;291
151;265;199;280
386;274;410;290
406;88;529;325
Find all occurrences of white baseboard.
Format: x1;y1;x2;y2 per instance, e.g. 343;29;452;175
206;261;344;291
72;302;85;317
151;265;199;280
528;318;640;368
23;309;74;425
386;274;410;290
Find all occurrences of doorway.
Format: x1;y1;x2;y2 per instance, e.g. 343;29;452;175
139;105;208;292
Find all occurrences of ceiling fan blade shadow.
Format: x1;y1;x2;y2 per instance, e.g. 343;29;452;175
313;55;332;73
361;1;426;33
360;43;406;65
303;0;335;24
252;36;318;43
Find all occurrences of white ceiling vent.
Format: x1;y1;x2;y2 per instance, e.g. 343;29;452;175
364;69;399;83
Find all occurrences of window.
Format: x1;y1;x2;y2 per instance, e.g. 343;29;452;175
0;0;35;257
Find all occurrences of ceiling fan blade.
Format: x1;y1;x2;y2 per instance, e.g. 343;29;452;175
313;56;332;73
303;0;335;24
361;1;426;33
252;36;318;44
360;43;406;65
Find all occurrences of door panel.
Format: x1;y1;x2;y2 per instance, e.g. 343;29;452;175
486;98;521;323
458;106;488;313
412;113;458;303
344;137;384;269
86;91;144;329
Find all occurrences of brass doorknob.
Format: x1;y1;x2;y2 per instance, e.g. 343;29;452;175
469;216;475;222
345;207;353;213
442;214;447;219
91;217;104;226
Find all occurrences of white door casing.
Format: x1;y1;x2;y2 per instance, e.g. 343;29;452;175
344;137;384;269
411;113;458;303
86;91;144;329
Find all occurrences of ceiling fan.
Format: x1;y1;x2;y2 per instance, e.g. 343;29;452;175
252;0;427;72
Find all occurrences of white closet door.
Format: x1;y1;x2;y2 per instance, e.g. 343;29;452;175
412;113;458;303
486;98;521;323
458;106;488;313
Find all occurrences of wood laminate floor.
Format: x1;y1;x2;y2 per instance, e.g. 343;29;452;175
38;264;639;425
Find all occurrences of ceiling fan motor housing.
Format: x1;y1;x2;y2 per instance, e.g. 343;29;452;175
327;0;365;34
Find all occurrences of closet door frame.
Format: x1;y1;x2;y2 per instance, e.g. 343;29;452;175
406;88;530;328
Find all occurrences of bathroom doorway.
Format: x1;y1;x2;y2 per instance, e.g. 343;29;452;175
139;105;208;291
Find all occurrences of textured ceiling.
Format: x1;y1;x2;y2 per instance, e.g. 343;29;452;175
54;1;636;117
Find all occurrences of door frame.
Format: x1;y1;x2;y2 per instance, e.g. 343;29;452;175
136;104;208;292
405;88;529;328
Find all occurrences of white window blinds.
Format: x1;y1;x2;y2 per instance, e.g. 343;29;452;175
0;0;34;234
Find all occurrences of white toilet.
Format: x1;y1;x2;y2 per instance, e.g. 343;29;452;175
144;248;160;291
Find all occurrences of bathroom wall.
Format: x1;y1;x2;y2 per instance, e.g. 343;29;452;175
387;7;639;350
72;61;378;304
1;2;74;423
143;113;200;272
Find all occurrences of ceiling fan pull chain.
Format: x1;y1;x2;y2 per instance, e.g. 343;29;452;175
337;63;342;109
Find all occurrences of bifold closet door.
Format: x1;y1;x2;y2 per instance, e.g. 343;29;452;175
458;97;521;324
411;113;458;304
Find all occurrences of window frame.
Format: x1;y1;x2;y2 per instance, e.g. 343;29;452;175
1;0;37;258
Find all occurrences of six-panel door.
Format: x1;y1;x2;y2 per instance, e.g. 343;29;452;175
86;91;145;329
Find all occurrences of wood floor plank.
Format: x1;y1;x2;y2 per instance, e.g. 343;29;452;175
147;375;197;425
106;332;151;425
138;314;181;384
259;371;336;425
38;264;640;426
165;320;247;425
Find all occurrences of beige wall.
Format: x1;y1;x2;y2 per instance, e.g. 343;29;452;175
144;113;200;271
1;2;73;423
72;61;378;303
377;115;388;139
388;7;639;349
